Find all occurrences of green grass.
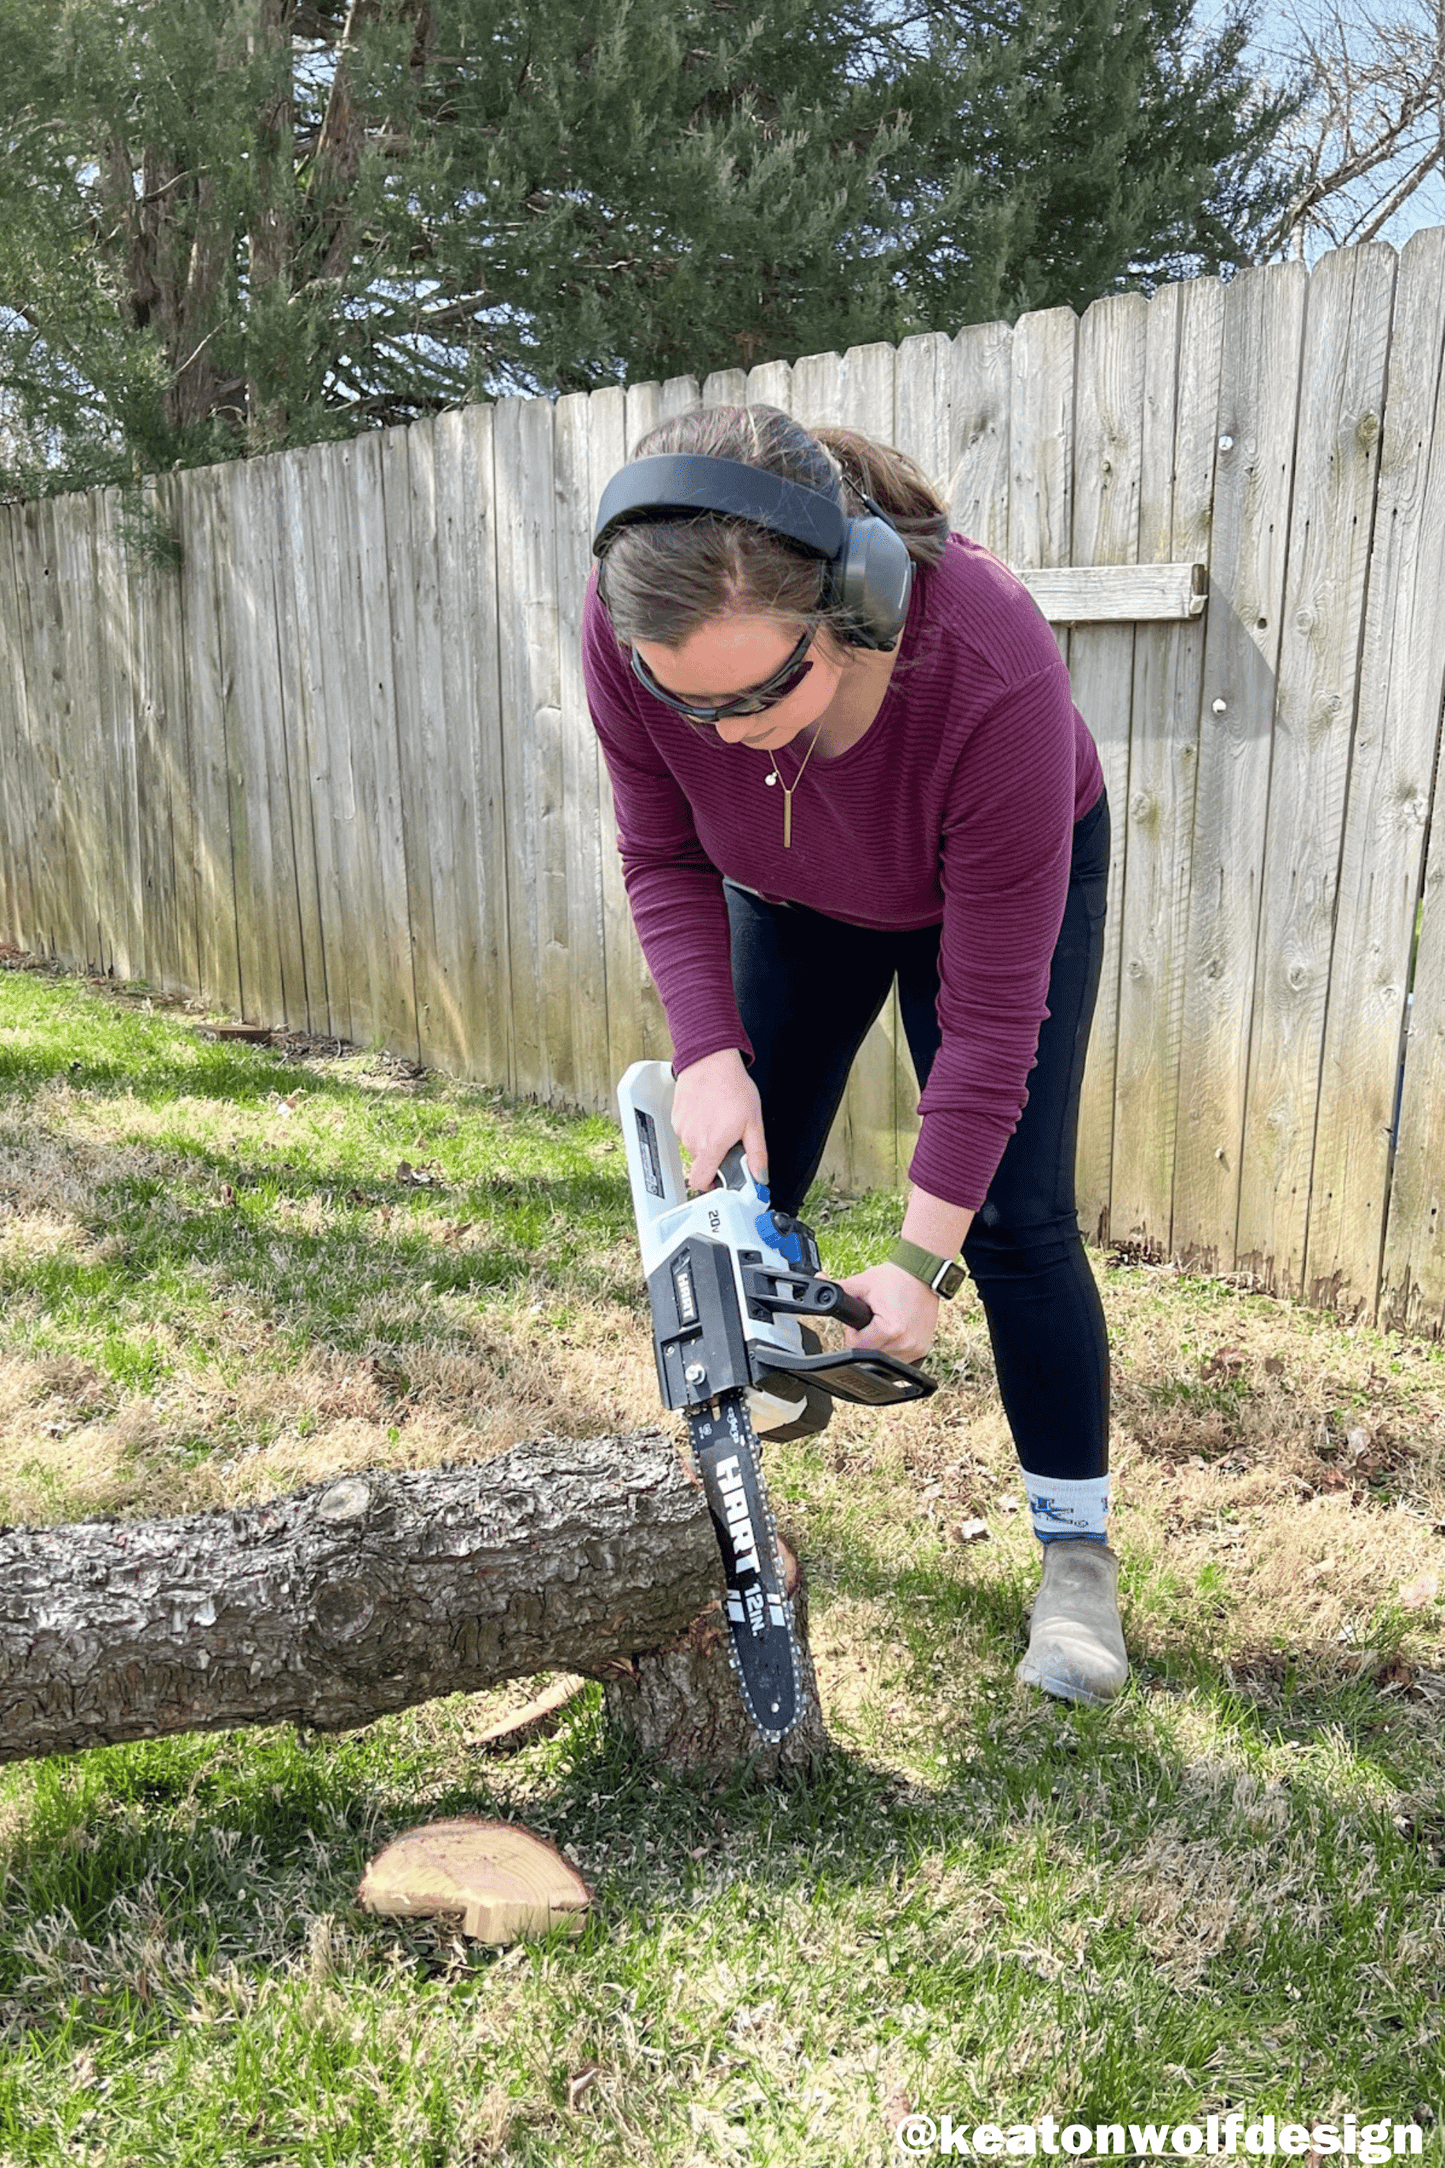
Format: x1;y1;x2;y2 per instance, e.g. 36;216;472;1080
1;961;1444;2165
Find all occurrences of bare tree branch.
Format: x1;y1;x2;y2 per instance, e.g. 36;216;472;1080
1262;0;1445;254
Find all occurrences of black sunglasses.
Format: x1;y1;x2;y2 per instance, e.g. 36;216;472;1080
630;625;815;723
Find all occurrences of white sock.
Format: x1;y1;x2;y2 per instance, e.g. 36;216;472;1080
1023;1471;1109;1544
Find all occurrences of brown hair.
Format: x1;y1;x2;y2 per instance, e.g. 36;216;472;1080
596;404;951;649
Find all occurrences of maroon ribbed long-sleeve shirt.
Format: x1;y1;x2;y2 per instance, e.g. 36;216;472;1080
582;531;1104;1211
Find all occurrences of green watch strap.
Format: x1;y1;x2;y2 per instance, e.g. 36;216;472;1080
887;1238;965;1299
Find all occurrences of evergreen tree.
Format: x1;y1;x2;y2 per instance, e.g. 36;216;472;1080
869;0;1302;326
0;0;1298;497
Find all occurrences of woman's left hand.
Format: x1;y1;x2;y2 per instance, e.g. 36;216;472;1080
836;1262;939;1364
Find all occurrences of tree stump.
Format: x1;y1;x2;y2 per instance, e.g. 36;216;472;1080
602;1538;826;1778
0;1428;826;1775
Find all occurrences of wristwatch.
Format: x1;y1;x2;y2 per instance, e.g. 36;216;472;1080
887;1238;966;1300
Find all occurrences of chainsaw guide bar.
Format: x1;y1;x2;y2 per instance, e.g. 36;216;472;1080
688;1395;801;1744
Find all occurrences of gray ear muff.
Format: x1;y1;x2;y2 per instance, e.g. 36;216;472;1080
829;513;914;650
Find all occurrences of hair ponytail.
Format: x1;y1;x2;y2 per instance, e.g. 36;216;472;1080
810;427;951;567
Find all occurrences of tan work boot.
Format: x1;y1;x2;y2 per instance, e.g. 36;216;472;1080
1016;1538;1128;1705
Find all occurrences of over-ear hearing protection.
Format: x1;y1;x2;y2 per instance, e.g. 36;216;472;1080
592;453;914;651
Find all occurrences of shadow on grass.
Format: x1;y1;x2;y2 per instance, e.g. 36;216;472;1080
0;1100;644;1370
2;1644;1441;2126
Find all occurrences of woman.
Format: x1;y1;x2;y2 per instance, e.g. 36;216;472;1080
582;403;1122;1705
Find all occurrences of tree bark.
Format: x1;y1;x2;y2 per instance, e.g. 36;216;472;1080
1;1430;825;1776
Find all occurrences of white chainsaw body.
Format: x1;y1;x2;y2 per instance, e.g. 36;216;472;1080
616;1059;811;1434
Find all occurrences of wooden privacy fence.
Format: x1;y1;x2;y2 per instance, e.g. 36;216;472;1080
2;231;1445;1334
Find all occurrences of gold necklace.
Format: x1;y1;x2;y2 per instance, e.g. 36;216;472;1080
763;727;823;849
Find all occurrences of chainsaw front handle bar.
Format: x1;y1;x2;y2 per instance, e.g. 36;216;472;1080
713;1146;874;1331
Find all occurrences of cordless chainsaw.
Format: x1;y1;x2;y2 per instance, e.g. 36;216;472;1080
617;1061;937;1744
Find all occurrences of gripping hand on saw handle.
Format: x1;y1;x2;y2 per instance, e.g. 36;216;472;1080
839;1186;973;1362
836;1264;939;1363
671;1048;769;1193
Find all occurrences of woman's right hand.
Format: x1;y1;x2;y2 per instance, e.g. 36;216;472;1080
671;1048;768;1193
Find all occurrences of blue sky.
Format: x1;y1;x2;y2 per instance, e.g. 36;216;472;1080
1197;0;1445;255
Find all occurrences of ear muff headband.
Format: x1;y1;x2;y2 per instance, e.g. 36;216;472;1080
592;451;914;651
593;455;847;560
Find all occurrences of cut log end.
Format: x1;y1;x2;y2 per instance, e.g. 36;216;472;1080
358;1817;592;1945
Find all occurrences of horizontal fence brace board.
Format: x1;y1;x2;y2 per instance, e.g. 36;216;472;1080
1016;561;1208;622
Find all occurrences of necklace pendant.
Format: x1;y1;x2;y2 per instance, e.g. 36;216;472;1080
782;792;793;849
764;772;778;786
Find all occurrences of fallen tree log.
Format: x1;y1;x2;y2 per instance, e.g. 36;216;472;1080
1;1429;825;1774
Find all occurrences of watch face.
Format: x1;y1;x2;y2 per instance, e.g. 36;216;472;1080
936;1259;966;1299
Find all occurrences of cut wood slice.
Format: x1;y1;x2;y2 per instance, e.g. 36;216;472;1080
358;1817;592;1945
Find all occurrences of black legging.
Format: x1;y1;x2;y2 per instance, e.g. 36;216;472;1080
724;788;1110;1482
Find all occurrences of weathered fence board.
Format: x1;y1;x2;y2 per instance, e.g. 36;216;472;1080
14;499;74;965
946;320;1011;559
495;395;568;1101
0;512;36;951
1069;293;1147;1246
178;465;241;1018
385;420;457;1074
1385;790;1445;1337
222;458;291;1027
1376;229;1445;1337
1311;229;1445;1316
55;493;107;980
1236;242;1395;1298
1112;278;1225;1256
277;443;342;1043
353;432;421;1060
1172;259;1310;1276
5;239;1445;1331
258;454;326;1032
555;392;615;1113
434;403;513;1091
